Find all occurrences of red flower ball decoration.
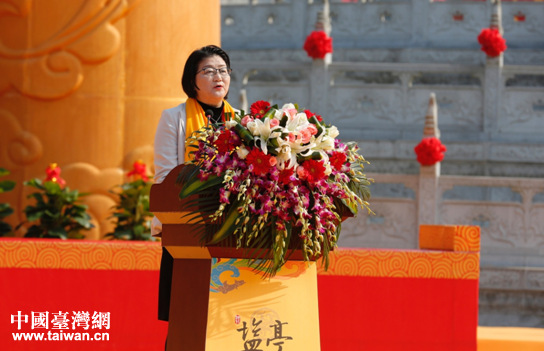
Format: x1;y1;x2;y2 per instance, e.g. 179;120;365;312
414;137;447;166
45;163;66;187
477;28;507;57
127;160;150;182
303;31;333;59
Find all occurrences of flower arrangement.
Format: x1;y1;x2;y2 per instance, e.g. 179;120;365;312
107;160;153;241
20;163;93;239
414;137;447;166
477;28;507;58
178;101;372;275
303;30;333;59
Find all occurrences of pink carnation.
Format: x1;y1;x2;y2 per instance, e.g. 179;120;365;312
241;115;254;127
270;119;279;128
300;129;312;144
306;124;318;136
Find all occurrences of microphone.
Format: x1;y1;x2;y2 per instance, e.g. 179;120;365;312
205;110;214;125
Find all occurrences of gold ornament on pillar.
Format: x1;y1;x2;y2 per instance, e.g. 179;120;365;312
0;109;43;169
0;0;135;99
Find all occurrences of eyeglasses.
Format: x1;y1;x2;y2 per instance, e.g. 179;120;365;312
198;67;232;77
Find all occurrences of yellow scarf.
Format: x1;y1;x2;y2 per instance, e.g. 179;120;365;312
184;97;235;161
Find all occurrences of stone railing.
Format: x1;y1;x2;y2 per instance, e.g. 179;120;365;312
223;0;544;177
222;0;544;56
337;165;544;327
221;0;544;326
229;58;544;177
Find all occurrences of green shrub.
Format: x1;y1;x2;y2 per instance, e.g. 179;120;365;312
107;179;153;241
21;164;93;239
0;167;15;236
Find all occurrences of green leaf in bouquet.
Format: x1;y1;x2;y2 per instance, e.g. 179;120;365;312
279;114;288;127
337;197;358;216
179;174;223;199
262;107;276;120
299;151;322;162
234;123;254;145
209;198;242;244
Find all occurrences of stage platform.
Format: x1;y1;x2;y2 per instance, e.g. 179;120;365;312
1;235;541;350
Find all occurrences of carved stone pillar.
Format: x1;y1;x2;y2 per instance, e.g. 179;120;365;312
309;0;331;116
483;0;504;140
417;93;440;227
0;0;221;238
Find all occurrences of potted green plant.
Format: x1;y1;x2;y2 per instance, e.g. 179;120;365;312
20;163;93;239
107;160;154;241
0;167;16;236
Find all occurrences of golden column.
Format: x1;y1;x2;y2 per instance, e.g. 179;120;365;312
0;0;221;239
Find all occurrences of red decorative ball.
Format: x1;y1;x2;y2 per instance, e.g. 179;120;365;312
414;137;447;166
477;28;507;57
303;31;333;59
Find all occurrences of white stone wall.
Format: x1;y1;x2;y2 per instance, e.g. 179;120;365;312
221;0;544;327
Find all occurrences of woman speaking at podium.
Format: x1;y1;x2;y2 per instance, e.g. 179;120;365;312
151;45;235;326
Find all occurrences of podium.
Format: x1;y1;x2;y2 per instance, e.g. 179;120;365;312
150;165;323;351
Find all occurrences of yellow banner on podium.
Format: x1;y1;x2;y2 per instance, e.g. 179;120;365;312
206;259;321;351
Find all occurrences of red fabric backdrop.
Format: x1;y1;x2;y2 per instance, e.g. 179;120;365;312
1;239;479;350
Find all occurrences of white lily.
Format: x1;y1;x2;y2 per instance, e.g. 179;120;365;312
314;134;335;151
247;117;283;155
237;145;249;159
285;113;310;133
328;125;340;139
225;120;238;129
275;143;292;163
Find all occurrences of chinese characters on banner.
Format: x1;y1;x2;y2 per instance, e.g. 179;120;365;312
206;259;319;350
237;317;293;351
10;311;111;330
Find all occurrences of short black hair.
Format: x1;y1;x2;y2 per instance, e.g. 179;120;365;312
181;45;231;99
